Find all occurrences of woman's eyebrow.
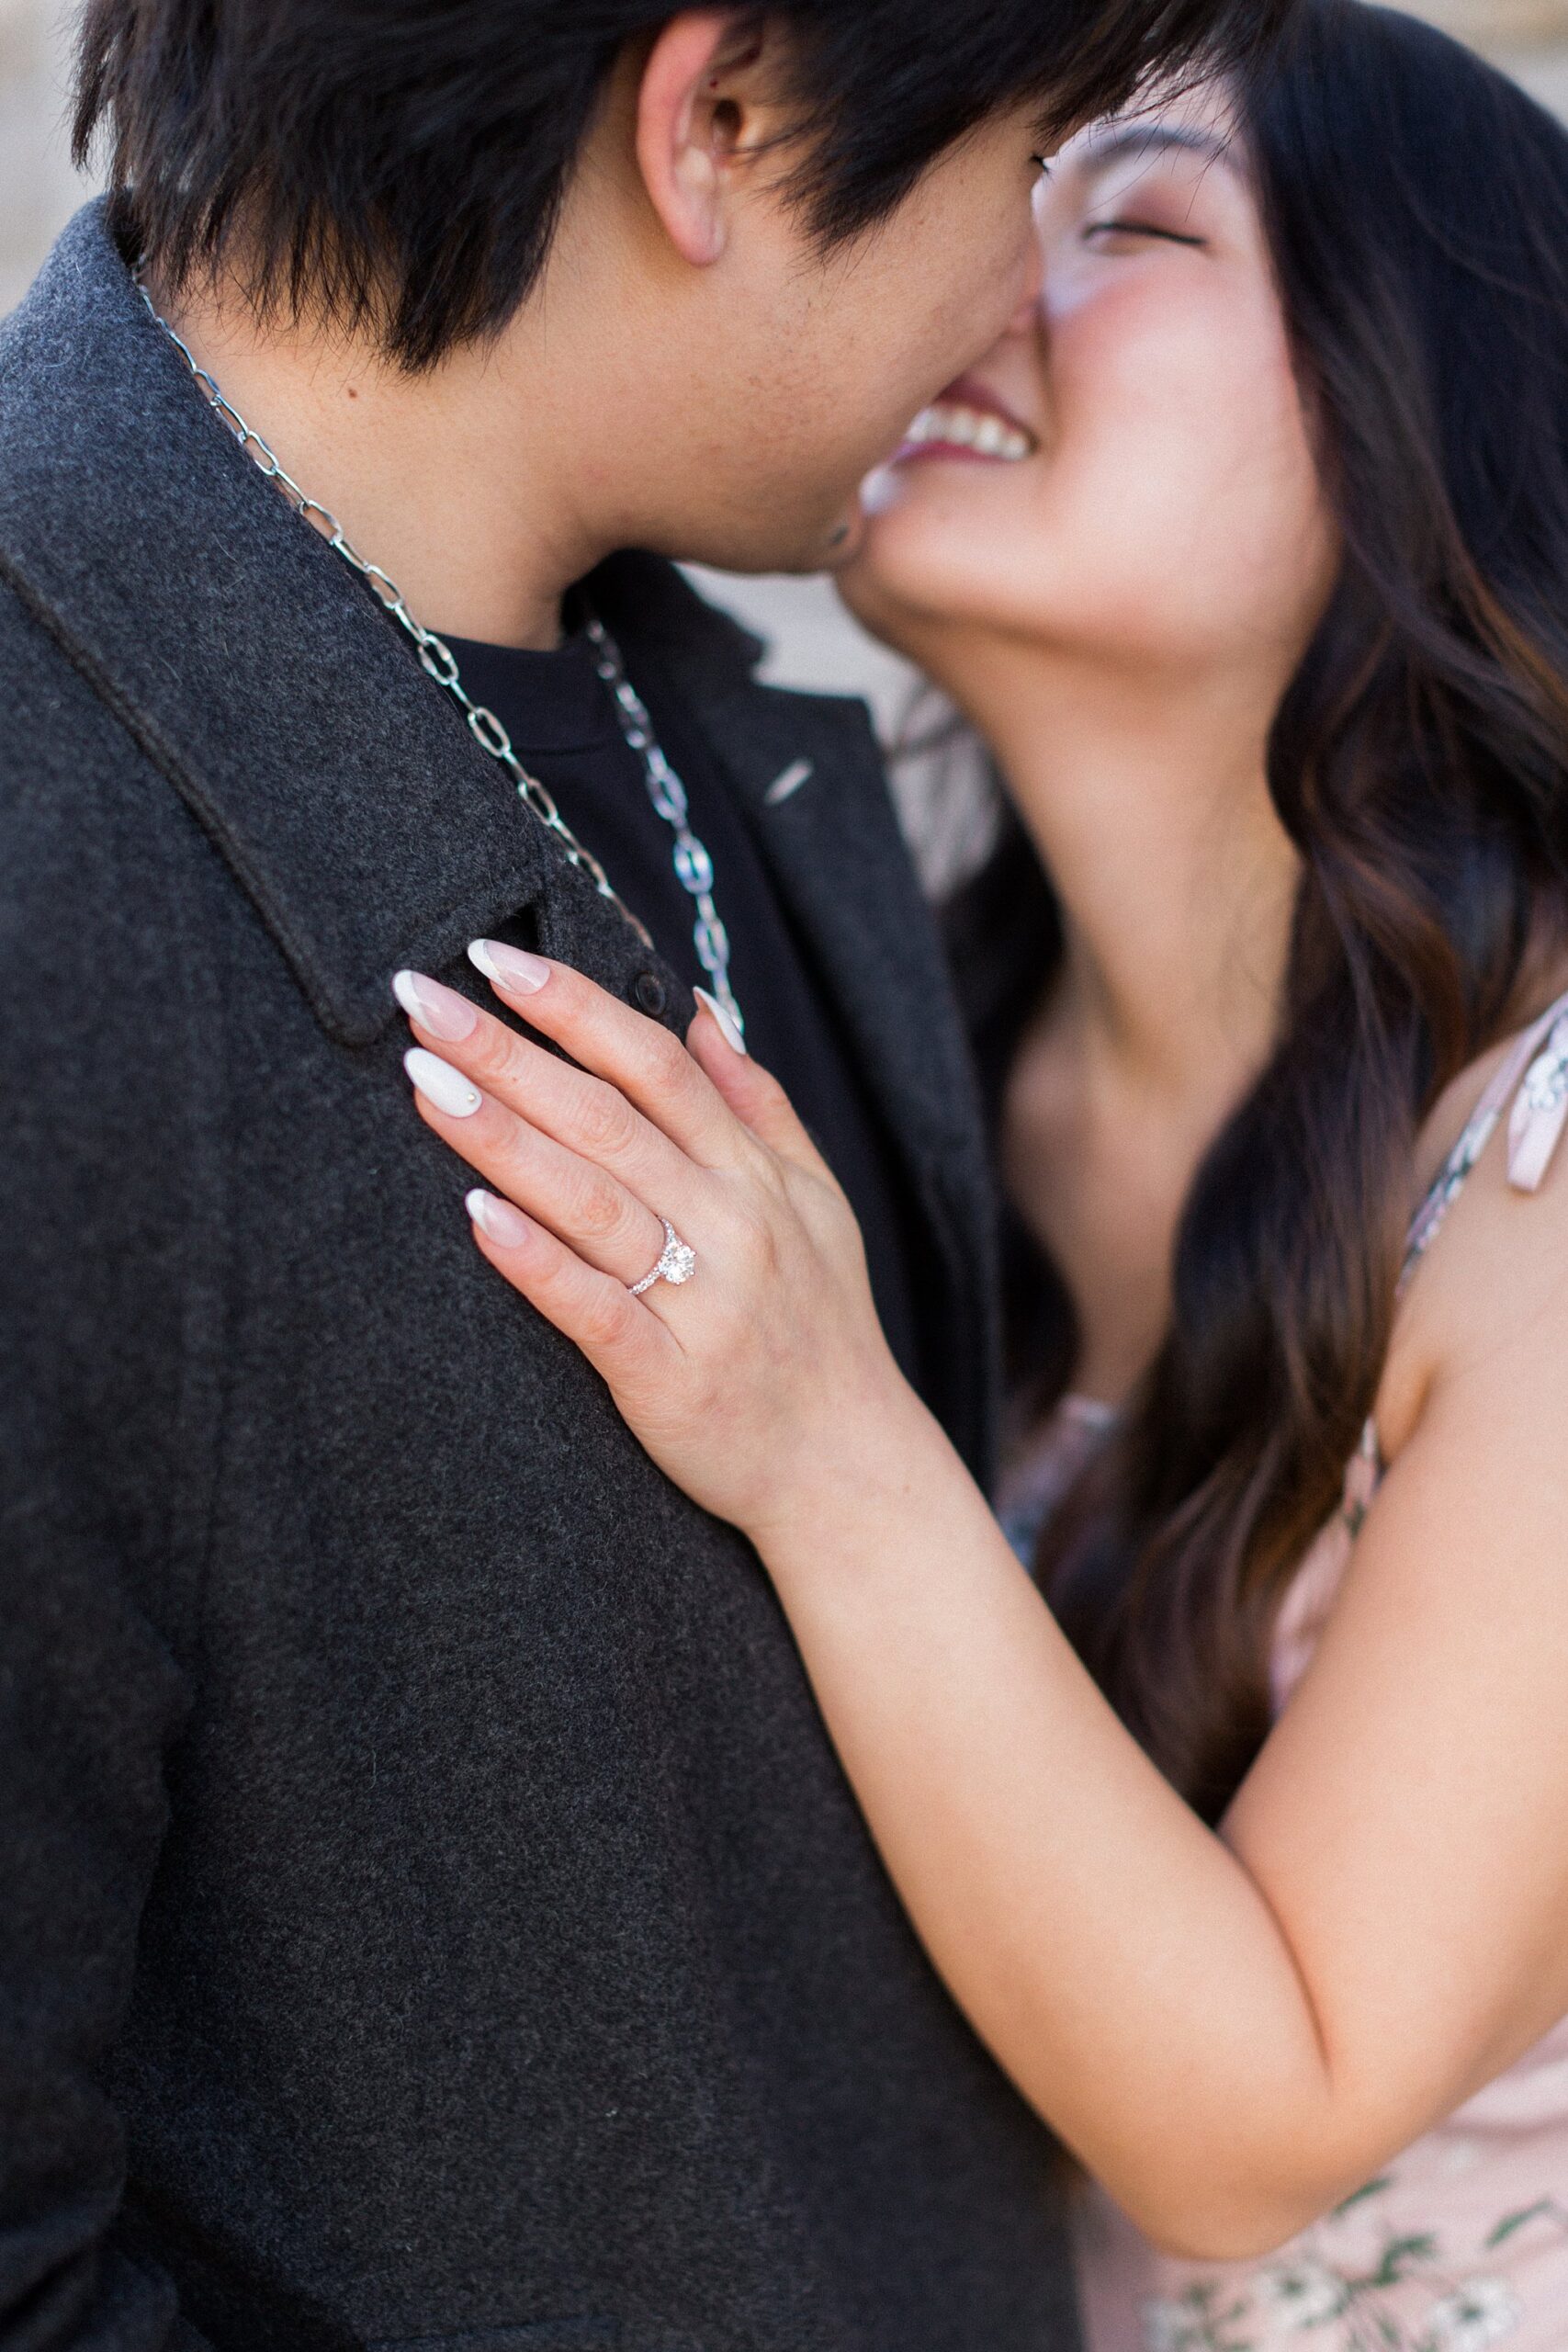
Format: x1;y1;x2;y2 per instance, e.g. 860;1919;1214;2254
1079;123;1236;177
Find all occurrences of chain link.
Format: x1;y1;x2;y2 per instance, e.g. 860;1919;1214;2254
583;619;744;1040
139;275;749;1033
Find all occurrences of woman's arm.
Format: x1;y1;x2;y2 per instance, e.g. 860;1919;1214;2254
396;950;1568;2261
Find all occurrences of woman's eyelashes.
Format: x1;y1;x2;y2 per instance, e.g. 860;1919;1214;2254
1082;216;1207;249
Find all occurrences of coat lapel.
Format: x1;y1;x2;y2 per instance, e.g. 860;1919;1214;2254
594;557;1001;1479
0;207;683;1050
0;215;998;1476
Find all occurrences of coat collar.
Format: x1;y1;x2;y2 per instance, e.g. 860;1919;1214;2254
0;206;998;1466
0;205;705;1046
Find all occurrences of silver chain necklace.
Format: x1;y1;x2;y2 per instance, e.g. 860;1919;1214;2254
138;281;746;1039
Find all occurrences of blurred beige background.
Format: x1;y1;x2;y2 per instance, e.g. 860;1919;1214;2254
6;0;1568;749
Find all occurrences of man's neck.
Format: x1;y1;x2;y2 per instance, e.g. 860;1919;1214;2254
153;278;612;650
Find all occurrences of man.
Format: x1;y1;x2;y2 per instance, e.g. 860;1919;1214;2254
0;3;1280;2346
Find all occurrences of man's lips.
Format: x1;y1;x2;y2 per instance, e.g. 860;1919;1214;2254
896;377;1038;466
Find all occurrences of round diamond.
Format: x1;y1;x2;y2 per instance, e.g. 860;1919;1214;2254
660;1238;697;1285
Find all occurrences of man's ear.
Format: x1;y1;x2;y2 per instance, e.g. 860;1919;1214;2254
636;10;773;268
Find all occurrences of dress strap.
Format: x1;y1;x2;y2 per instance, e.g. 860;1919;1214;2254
1399;983;1568;1294
1507;1001;1568;1193
1344;982;1568;1518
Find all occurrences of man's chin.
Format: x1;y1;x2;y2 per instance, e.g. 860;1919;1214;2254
746;498;869;579
668;495;868;582
818;502;870;572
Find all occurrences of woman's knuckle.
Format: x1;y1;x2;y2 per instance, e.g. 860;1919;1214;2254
574;1080;637;1159
640;1024;692;1093
583;1286;636;1350
730;1202;781;1280
572;1171;630;1242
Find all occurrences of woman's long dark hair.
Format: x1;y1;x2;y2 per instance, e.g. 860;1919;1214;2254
953;0;1568;1824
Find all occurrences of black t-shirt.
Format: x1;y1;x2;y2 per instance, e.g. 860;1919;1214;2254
446;627;925;1391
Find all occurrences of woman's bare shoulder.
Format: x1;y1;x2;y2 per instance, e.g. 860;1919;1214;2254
1378;988;1568;1462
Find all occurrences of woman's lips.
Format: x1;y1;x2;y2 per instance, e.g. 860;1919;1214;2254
896;379;1038;466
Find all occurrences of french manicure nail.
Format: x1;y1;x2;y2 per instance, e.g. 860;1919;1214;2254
392;968;479;1042
404;1047;482;1118
468;939;550;994
694;987;749;1057
466;1189;532;1248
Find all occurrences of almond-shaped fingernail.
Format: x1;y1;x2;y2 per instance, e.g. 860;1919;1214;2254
466;1189;531;1247
392;968;479;1042
694;987;749;1057
468;939;550;994
404;1047;482;1118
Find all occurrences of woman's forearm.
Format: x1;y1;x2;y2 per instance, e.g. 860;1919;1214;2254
405;949;1568;2265
752;1398;1348;2260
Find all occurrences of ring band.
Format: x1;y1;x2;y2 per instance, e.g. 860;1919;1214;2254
628;1216;697;1298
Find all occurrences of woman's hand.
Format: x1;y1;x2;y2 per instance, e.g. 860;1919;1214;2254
393;946;928;1542
391;948;1568;2269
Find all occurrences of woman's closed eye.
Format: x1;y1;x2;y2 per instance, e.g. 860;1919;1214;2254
1082;217;1207;252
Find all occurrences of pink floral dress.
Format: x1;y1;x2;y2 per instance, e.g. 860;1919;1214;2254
998;989;1568;2352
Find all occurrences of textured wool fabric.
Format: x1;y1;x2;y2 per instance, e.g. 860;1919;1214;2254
0;207;1079;2352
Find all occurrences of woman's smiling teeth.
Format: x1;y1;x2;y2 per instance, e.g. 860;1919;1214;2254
903;401;1036;461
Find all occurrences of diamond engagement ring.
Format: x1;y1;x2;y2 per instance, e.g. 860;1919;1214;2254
628;1218;697;1298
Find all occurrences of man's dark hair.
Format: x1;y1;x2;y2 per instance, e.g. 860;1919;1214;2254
74;0;1292;370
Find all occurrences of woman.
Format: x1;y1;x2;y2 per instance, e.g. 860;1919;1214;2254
395;6;1568;2344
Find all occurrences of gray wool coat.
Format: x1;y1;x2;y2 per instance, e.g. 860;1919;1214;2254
0;207;1079;2352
